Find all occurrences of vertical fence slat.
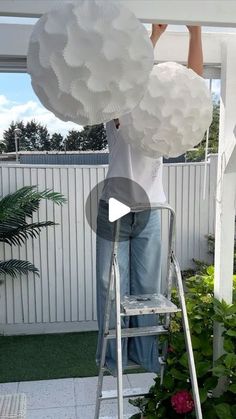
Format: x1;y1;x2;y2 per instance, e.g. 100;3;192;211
200;163;210;261
31;168;42;323
182;165;189;268
188;164;196;268
37;168;50;322
90;168;99;321
68;168;78;322
83;168;93;321
13;167;24;324
175;165;183;265
3;167;14;324
22;167;32;324
9;167;21;324
60;168;71;321
0;167;7;326
53;168;64;322
24;168;36;323
76;168;85;321
45;168;56;323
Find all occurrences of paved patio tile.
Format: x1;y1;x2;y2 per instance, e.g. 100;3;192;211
76;399;139;419
0;374;151;417
28;406;76;419
0;381;18;394
18;378;75;409
126;372;156;390
74;375;131;405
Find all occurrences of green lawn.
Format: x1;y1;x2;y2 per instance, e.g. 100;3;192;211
0;331;99;383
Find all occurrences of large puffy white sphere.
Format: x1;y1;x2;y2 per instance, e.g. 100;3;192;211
27;0;154;126
119;62;213;158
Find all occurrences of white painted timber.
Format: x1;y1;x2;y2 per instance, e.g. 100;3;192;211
1;0;236;27
213;40;236;359
0;22;234;70
220;41;236;174
0;24;33;57
125;0;236;27
0;158;217;335
0;0;69;17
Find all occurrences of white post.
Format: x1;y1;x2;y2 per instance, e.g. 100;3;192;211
213;40;236;360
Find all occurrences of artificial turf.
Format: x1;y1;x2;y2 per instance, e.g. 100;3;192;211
0;331;99;383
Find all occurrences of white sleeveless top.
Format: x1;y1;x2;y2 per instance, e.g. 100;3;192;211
101;120;166;206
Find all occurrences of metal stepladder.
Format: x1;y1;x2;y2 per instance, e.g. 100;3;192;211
94;203;203;419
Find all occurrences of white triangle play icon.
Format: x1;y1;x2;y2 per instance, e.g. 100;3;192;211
108;198;131;222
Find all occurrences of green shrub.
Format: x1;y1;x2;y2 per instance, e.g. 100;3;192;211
129;267;236;418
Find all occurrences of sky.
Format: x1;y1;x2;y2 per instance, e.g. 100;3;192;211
0;74;81;139
0;72;221;140
0;19;222;140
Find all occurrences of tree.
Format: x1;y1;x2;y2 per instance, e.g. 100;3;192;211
3;120;108;153
23;120;41;150
81;124;107;150
185;99;220;162
50;133;64;151
64;129;82;151
0;142;6;153
37;125;51;151
3;121;26;152
3;120;52;152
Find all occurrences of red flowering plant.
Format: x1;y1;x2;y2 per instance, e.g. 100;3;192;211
129;265;236;419
171;390;194;415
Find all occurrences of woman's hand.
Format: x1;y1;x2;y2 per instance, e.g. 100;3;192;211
186;25;201;37
152;24;168;37
150;24;168;47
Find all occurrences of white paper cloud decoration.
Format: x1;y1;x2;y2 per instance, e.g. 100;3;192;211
119;62;213;158
27;0;154;126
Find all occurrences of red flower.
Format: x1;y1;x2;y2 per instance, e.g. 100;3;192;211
171;390;194;414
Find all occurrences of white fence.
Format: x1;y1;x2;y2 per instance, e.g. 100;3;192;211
0;155;218;335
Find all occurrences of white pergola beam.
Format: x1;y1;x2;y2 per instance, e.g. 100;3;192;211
0;0;71;17
1;0;236;27
0;24;33;57
125;0;236;27
0;23;233;69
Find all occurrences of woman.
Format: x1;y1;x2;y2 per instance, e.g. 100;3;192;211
96;24;203;376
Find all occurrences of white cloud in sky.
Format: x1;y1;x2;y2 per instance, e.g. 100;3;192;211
0;77;220;140
0;95;11;107
0;95;82;139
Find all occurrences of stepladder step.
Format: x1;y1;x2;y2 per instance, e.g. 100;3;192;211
121;293;181;315
106;325;169;339
100;387;149;400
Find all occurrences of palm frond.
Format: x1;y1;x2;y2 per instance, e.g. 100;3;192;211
0;259;39;278
0;186;66;222
0;221;56;245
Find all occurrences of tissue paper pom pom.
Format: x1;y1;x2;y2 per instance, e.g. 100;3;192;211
119;62;213;158
27;0;154;126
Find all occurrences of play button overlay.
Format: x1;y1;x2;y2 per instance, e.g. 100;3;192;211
85;177;151;242
108;198;131;222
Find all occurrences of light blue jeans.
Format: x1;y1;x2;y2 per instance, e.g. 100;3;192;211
96;199;162;376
